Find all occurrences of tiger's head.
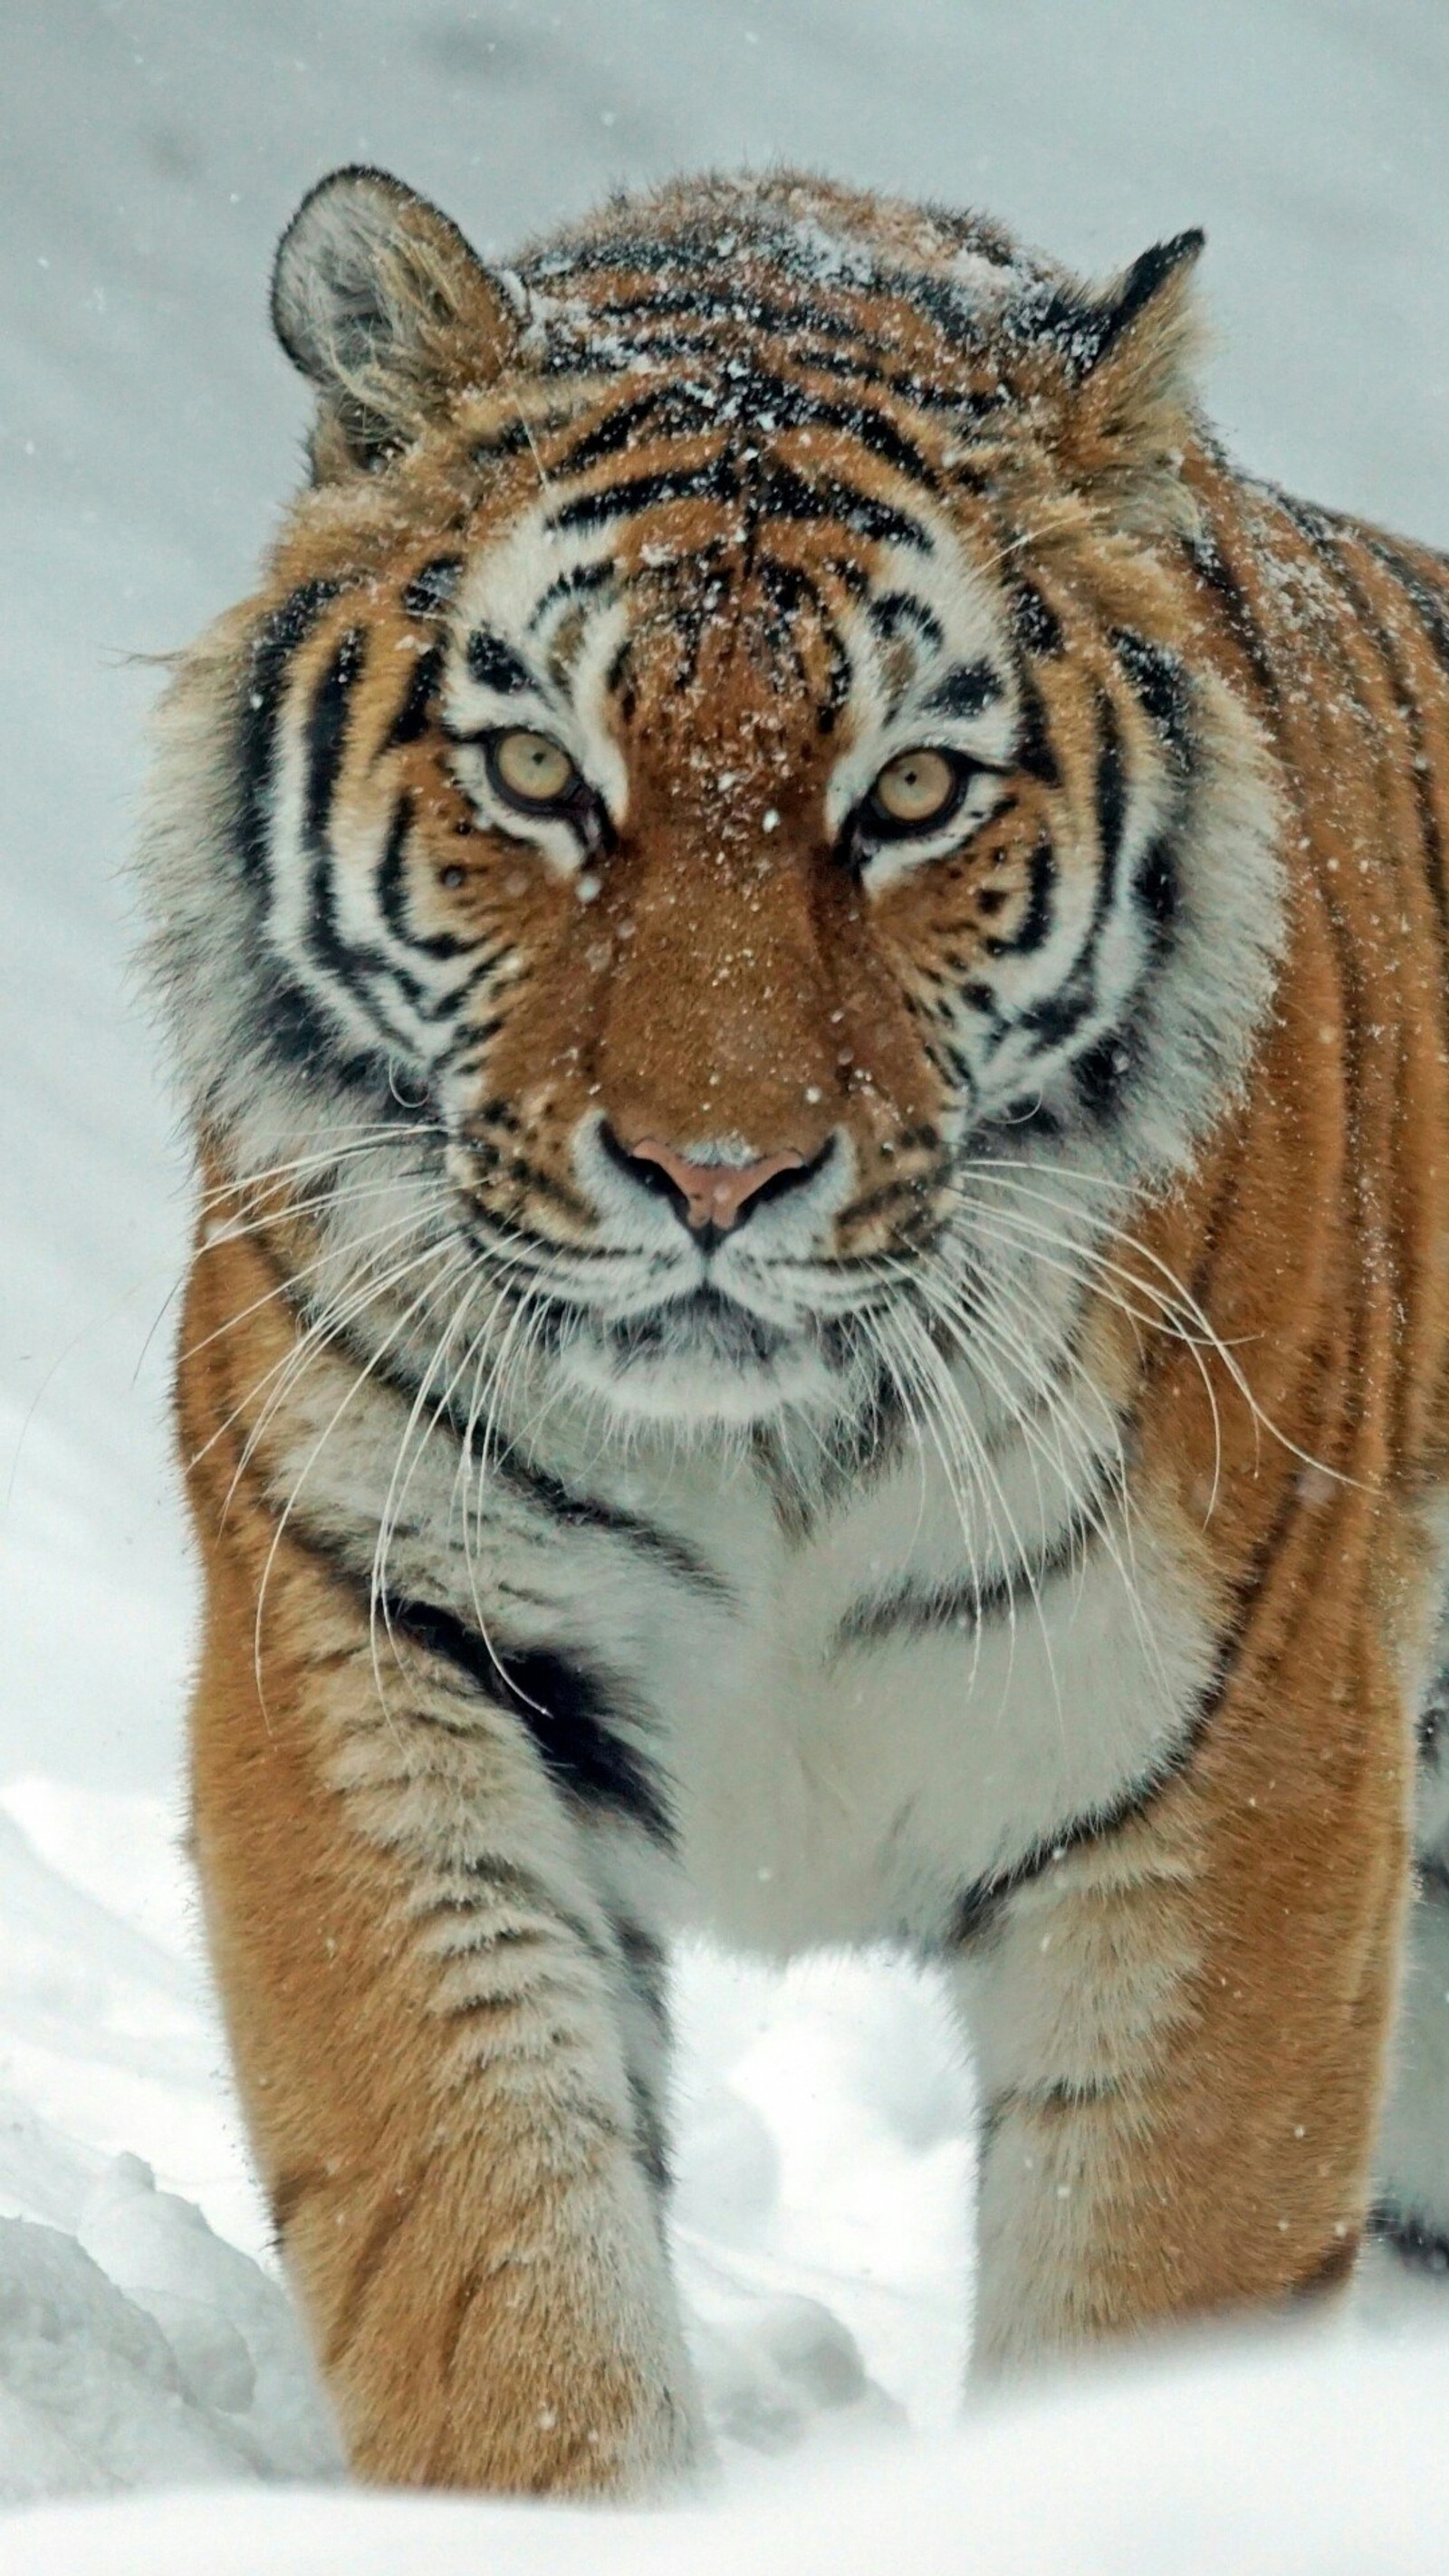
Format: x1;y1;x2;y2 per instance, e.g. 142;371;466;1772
147;168;1281;1437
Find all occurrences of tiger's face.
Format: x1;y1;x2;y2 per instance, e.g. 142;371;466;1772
155;171;1280;1433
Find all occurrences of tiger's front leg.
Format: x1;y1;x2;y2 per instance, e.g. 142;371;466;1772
950;1644;1409;2368
187;1500;701;2496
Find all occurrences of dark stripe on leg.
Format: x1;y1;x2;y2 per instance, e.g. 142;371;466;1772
946;1723;1204;1948
383;1593;675;1847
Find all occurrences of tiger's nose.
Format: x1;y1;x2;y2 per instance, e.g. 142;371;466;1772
600;1129;817;1235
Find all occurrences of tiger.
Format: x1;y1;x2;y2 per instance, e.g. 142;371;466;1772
137;159;1449;2495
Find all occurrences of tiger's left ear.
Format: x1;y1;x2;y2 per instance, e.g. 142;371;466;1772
272;167;523;478
1053;230;1206;529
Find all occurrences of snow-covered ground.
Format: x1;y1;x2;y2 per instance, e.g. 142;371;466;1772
5;0;1449;2562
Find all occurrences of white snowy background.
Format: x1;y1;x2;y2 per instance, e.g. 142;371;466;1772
5;1;1449;2564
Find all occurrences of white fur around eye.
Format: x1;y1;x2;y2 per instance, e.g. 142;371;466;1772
857;766;1012;894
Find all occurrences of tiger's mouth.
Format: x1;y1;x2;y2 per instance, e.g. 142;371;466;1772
542;1283;849;1426
602;1285;792;1372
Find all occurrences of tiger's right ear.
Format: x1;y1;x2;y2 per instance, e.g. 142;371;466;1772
272;167;521;476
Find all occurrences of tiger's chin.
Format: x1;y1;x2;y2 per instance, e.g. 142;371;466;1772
549;1288;847;1430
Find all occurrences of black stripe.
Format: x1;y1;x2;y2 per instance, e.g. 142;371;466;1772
748;1360;906;1541
754;554;853;722
1364;532;1449;678
1072;1027;1137;1120
1109;629;1195;773
835;1486;1105;1657
531;214;990;316
767;341;1006;425
947;1725;1195;1948
778;385;939;490
1313;526;1449;954
923;658;1004;721
533;234;763;284
615;1918;669;2024
1014;671;1060;785
840;1165;943;1230
245;958;387;1091
532;226;1046;380
762;458;928;552
465;628;534;695
978;2073;1120;2154
1137;831;1178;930
401;556;463;621
305;626;365;843
384;1595;674;1846
1367;2206;1449;2275
993;1095;1061;1139
577;285;874;349
626;2067;671;2192
1093;687;1128;865
867;590;945;658
1020;693;1138;1056
960;976;1006;1028
477;1431;734;1601
743;576;810;697
556;385;704;472
556;366;942;495
542;305;1002;429
526;559;616;629
388;645;442;745
452;1852;614;1965
1006;694;1130;1060
224;585;393;1095
1183;526;1279;706
983;836;1055;958
305;1313;768;1607
456;1203;636;1268
376;792;486;961
1069;819;1178;1123
235;580;343;881
551;447;929;553
551;455;736;533
303;632;421;1024
1011;581;1063;658
469;415;575;466
301;635;473;1034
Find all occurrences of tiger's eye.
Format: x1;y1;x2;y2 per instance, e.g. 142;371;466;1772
870;746;959;827
491;729;580;805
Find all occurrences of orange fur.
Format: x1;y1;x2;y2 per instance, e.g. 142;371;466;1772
147;168;1449;2488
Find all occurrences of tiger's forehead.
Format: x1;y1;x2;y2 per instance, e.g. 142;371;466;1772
513;177;1042;415
406;176;1074;817
440;438;1017;822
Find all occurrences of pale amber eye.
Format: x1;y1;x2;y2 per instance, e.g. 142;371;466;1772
489;728;580;806
870;746;961;829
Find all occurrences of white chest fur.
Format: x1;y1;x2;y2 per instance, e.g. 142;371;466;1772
593;1432;1214;1956
273;1333;1215;1964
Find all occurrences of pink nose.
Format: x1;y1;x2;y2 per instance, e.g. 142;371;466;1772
625;1139;807;1232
